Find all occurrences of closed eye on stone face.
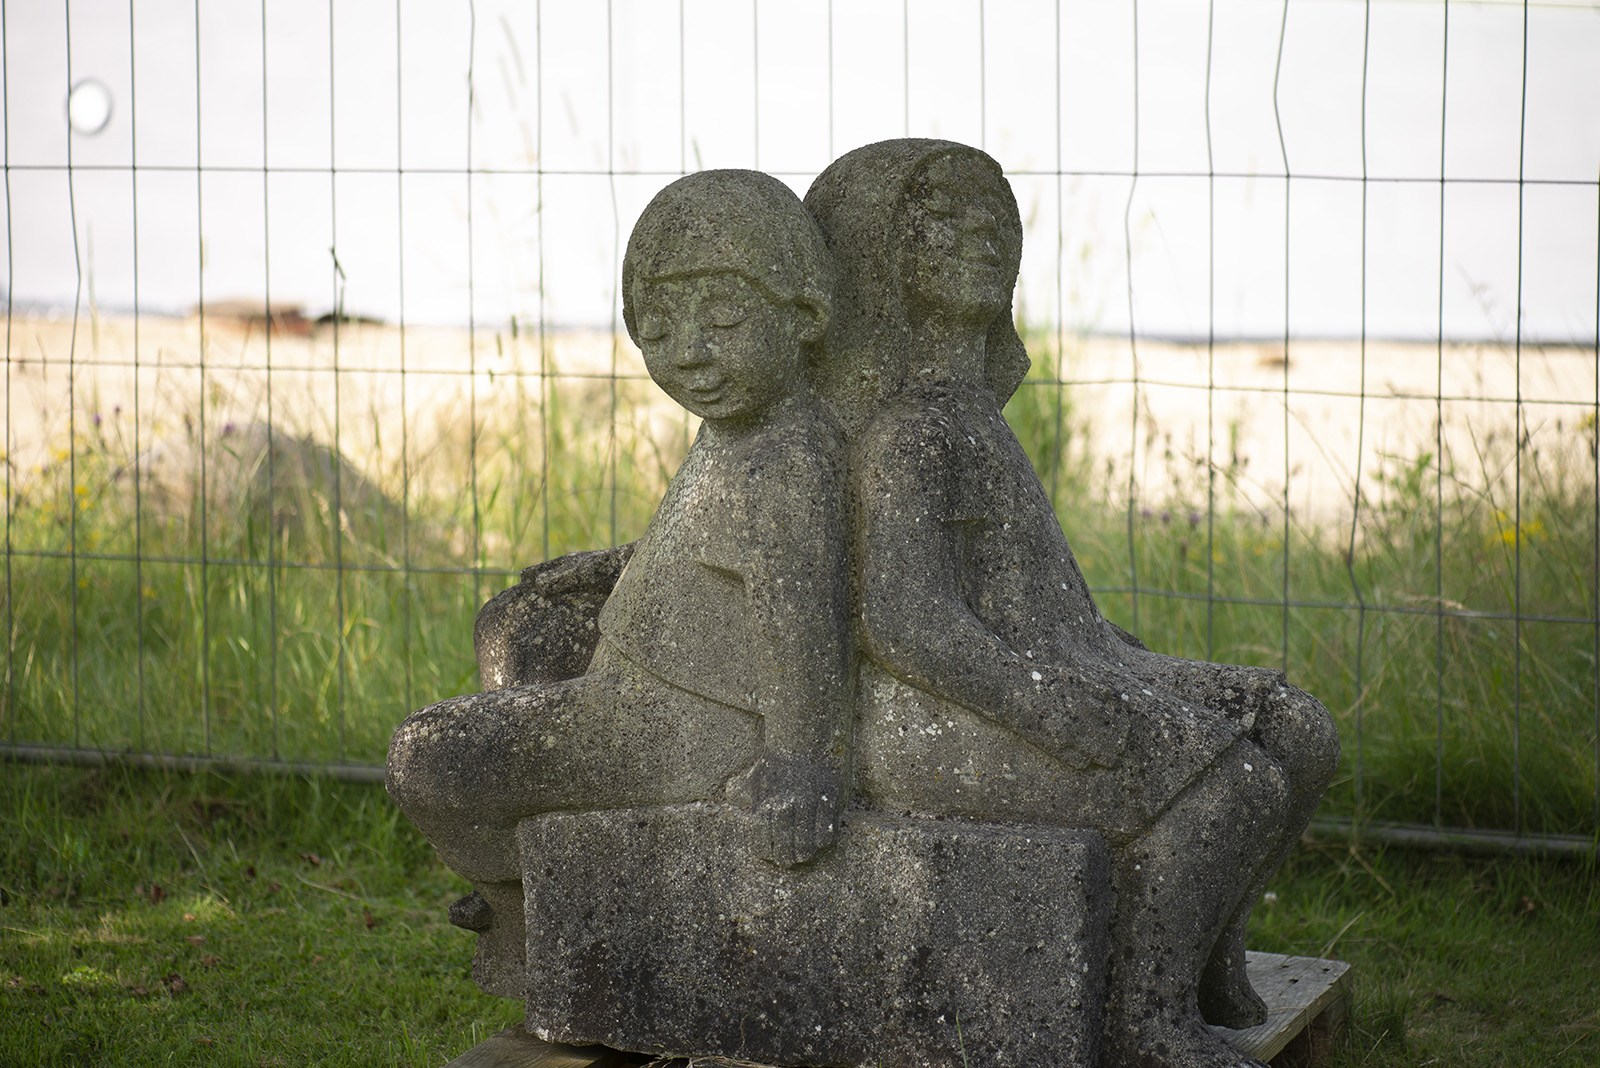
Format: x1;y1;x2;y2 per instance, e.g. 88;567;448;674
637;311;669;341
705;302;752;328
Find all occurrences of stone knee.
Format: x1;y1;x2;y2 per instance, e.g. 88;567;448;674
386;690;537;878
388;694;483;824
1221;739;1293;846
1251;687;1340;799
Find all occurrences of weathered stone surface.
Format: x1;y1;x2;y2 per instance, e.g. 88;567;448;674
388;169;854;1002
390;143;1342;1068
802;139;1340;1068
521;804;1111;1068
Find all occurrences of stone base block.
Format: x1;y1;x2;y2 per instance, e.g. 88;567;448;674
518;804;1112;1068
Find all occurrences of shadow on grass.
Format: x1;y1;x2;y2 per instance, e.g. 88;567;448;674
0;764;521;1067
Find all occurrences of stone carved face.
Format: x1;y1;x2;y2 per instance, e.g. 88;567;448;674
899;153;1023;325
633;272;809;425
804;141;1030;413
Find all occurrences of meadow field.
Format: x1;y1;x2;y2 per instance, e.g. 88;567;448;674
3;311;1597;839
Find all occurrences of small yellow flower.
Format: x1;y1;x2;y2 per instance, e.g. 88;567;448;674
1493;516;1544;547
75;484;88;496
141;586;157;600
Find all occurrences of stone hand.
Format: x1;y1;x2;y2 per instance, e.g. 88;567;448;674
749;751;846;870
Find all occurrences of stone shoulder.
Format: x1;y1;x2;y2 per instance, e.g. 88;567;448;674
853;389;967;471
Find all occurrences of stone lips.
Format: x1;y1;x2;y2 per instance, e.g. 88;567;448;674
520;804;1113;1068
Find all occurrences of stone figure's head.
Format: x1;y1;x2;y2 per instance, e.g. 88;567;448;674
623;170;832;426
898;149;1023;327
805;139;1030;420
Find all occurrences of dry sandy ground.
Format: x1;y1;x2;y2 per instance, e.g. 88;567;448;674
1062;332;1596;520
5;311;1595;523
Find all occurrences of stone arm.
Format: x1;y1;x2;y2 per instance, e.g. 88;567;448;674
473;542;636;690
855;416;1130;770
738;445;854;869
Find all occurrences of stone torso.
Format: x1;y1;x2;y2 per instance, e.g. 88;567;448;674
599;406;849;717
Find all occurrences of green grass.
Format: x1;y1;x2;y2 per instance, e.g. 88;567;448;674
0;764;522;1066
4;327;1598;840
2;366;685;767
2;764;1596;1066
1252;837;1600;1067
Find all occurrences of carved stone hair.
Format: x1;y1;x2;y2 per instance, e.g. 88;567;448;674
621;169;832;348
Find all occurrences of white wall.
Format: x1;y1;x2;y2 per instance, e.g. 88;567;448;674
5;0;1599;341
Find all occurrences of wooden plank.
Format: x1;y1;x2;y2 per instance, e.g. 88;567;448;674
447;952;1352;1067
1218;952;1353;1065
442;1027;647;1068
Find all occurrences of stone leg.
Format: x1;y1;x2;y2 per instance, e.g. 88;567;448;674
385;658;760;996
1199;687;1342;1030
1104;739;1289;1068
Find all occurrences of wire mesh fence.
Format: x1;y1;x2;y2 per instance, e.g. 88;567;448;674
3;0;1598;847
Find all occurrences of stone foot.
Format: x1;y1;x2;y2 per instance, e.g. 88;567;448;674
1198;953;1269;1030
449;891;494;931
1106;1014;1269;1068
449;883;528;999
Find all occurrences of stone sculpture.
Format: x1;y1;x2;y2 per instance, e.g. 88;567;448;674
388;168;853;996
388;142;1340;1068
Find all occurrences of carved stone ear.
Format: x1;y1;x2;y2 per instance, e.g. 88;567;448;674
792;286;831;345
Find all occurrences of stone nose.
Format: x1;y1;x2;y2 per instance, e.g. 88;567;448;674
672;326;714;368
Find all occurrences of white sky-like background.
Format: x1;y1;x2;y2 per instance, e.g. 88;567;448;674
4;0;1599;341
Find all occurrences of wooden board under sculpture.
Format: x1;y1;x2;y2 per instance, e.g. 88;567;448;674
386;140;1345;1068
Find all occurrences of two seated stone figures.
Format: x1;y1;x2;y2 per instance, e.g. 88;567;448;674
387;139;1341;1068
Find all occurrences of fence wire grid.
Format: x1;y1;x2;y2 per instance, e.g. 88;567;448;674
3;0;1599;850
